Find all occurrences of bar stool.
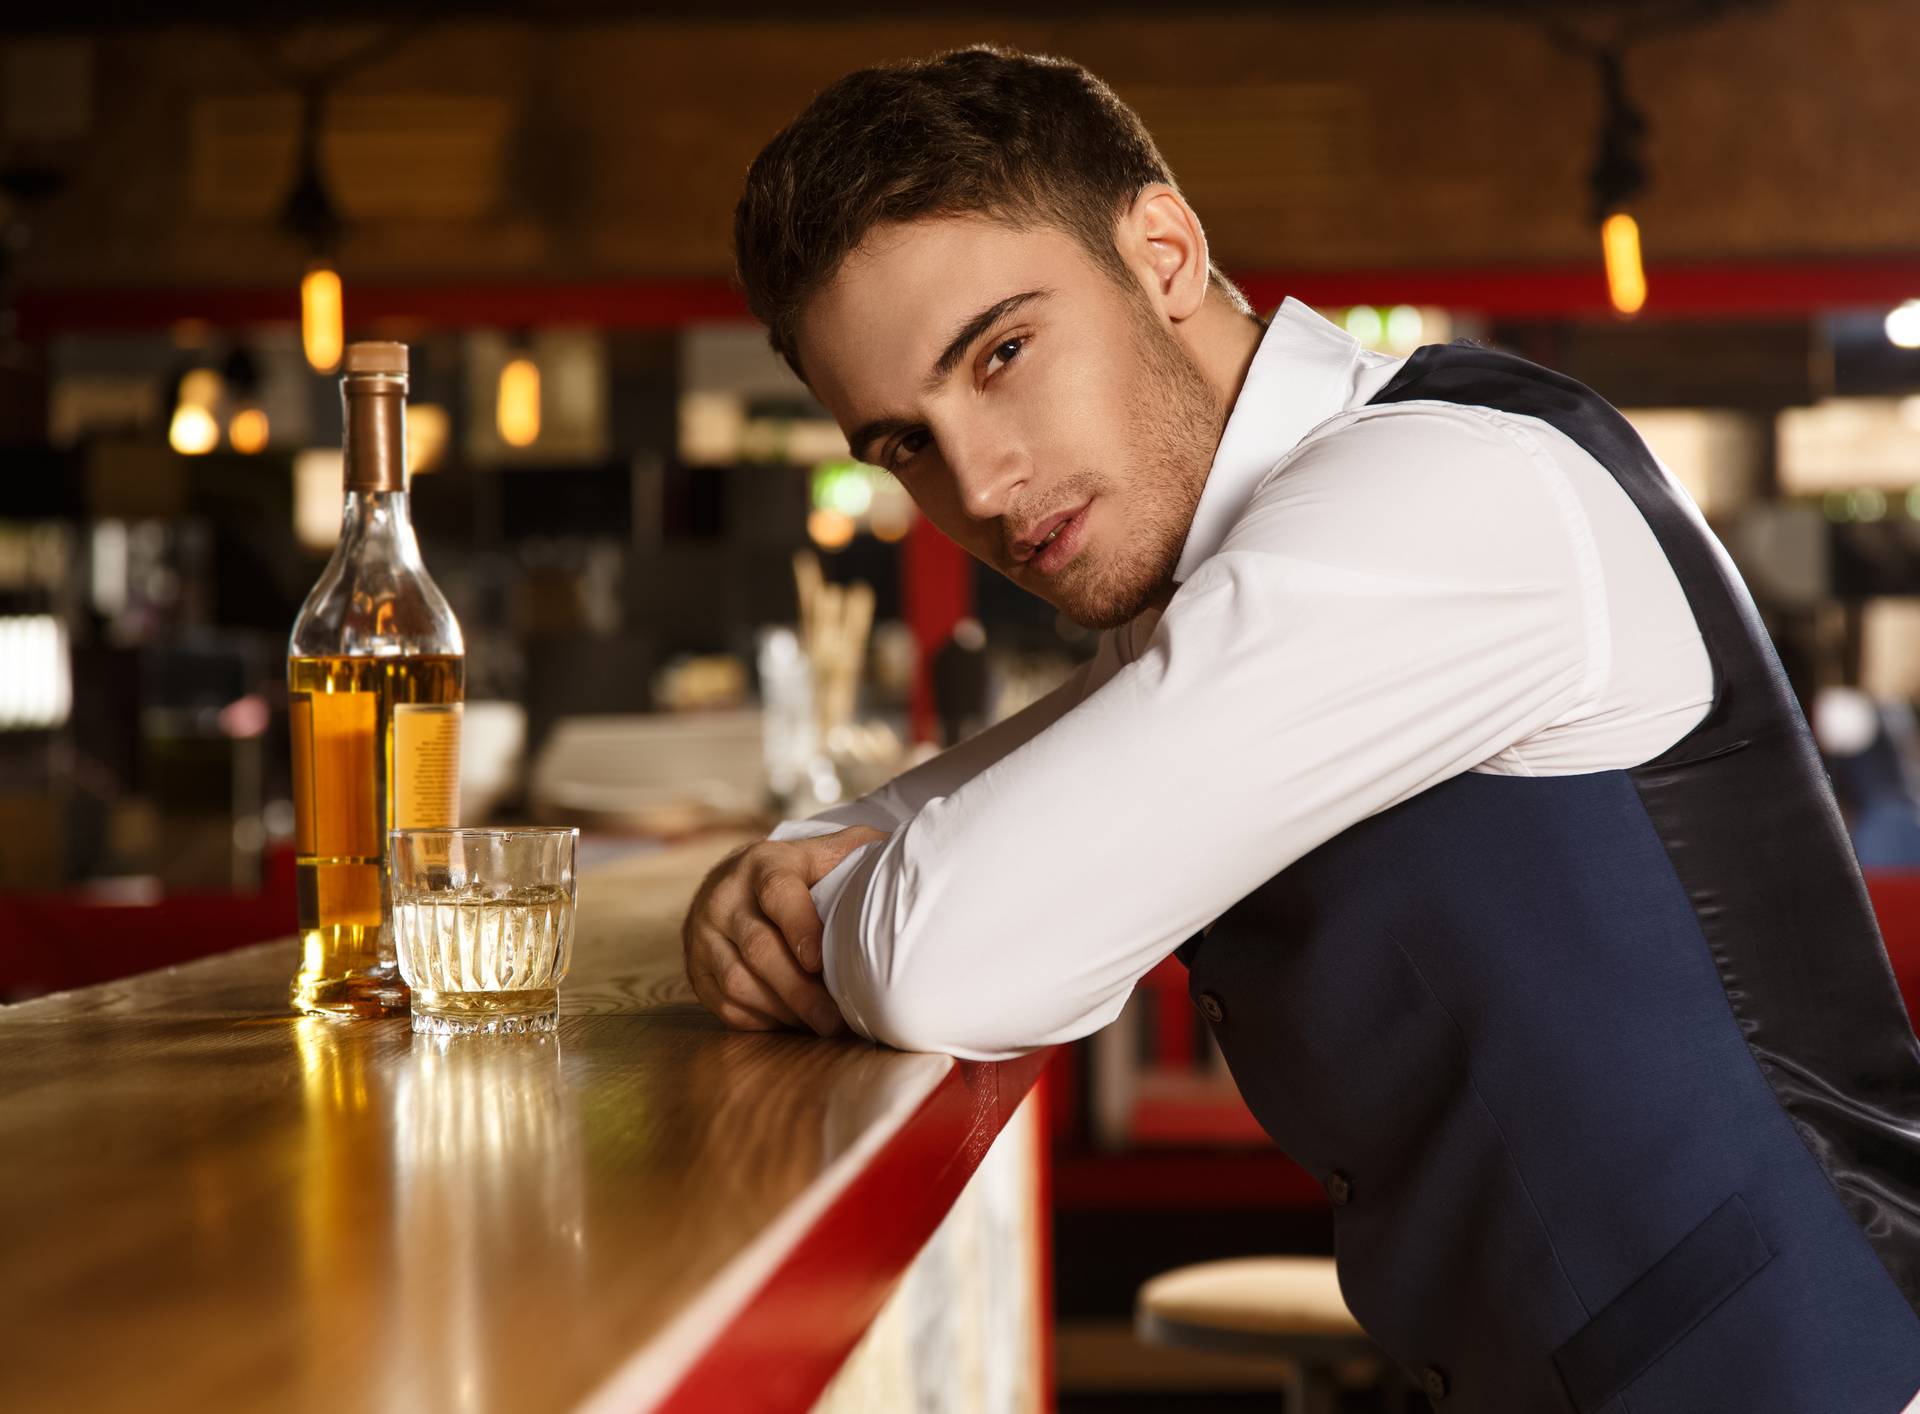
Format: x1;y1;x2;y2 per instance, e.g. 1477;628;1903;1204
1135;1256;1420;1412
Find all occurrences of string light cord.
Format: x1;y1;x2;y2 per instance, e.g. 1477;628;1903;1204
228;20;435;253
1539;1;1763;223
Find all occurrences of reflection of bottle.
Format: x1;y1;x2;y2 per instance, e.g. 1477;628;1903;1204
288;342;465;1019
291;1016;394;1344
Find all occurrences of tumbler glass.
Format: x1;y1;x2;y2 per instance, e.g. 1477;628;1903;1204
389;827;579;1035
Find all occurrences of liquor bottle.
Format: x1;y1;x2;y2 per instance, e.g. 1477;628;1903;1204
287;341;464;1018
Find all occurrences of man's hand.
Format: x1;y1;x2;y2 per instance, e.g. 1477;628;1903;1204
681;826;888;1037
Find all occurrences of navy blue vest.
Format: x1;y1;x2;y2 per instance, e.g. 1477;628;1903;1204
1179;339;1920;1412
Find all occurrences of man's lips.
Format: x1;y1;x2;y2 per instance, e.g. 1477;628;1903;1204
1013;501;1091;563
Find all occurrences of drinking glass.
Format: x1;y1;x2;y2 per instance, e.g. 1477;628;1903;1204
389;826;579;1034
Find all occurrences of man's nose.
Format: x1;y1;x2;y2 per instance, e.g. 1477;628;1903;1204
946;430;1028;524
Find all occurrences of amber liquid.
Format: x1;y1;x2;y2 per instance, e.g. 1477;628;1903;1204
288;653;464;1018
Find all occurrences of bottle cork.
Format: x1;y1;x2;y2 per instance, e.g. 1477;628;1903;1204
344;341;409;377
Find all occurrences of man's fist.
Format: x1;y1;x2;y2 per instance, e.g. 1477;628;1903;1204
681;826;888;1036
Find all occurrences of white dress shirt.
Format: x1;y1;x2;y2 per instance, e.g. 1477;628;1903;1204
767;295;1715;1063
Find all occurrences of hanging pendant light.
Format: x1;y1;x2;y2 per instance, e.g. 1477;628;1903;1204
1602;212;1647;317
221;344;270;453
168;367;224;456
497;336;542;448
1587;46;1651;319
300;260;344;373
1545;15;1671;321
281;90;347;372
228;406;271;454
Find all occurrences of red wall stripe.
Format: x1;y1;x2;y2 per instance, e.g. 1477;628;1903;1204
19;257;1920;337
903;512;974;746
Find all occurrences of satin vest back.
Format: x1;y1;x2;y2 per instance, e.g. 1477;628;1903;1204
1179;339;1920;1413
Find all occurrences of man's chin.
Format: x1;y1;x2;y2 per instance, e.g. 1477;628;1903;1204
1052;574;1167;632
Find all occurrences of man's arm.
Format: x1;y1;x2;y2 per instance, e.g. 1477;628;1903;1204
680;633;1122;1035
813;407;1609;1060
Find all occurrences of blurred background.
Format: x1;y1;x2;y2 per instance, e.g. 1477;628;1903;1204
3;1;1920;1407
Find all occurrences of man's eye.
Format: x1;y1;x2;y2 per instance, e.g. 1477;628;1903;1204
888;430;930;469
985;334;1028;378
882;336;1027;470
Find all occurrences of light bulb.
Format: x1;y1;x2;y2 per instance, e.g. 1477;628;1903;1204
408;403;450;474
1385;305;1424;353
229;407;270;454
301;262;344;372
870;501;914;542
1602;213;1647;317
807;508;855;550
1343;305;1383;346
169;404;219;455
179;368;223;408
1886;300;1920;350
497;356;541;448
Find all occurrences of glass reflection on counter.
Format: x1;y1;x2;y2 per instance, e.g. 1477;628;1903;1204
390;1030;587;1414
394;1030;585;1247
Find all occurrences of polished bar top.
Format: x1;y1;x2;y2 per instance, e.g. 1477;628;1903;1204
0;831;1047;1413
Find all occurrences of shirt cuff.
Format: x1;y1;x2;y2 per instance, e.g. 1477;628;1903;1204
765;817;848;844
811;837;884;1043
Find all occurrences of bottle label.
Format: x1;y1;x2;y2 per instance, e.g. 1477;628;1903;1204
393;702;463;830
289;688;378;859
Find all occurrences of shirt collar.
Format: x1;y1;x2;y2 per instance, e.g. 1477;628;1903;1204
1171;295;1366;584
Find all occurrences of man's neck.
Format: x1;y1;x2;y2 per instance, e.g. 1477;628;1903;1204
1187;302;1269;429
1121;303;1269;631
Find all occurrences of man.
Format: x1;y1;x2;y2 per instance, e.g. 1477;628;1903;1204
683;42;1920;1413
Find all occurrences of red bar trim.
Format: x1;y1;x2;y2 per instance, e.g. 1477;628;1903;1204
652;1048;1051;1414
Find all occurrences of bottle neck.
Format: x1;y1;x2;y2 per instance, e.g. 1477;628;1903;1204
336;488;424;569
342;373;408;493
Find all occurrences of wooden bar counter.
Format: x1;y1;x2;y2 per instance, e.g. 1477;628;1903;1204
0;831;1051;1413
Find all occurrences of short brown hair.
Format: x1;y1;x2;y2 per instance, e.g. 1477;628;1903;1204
733;42;1253;389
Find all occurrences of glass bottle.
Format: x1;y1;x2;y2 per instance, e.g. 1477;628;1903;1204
287;340;464;1018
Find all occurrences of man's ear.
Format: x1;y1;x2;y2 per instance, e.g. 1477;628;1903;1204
1120;183;1211;324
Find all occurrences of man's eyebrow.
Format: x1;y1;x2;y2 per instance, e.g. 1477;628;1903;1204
846;286;1055;466
922;287;1054;393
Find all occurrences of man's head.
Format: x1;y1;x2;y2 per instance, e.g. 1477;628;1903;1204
733;44;1262;629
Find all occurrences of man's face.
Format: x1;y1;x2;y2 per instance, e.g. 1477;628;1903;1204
795;215;1225;629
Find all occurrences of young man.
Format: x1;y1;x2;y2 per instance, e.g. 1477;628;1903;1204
684;42;1920;1413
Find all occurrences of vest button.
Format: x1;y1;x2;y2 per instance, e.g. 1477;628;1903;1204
1421;1365;1450;1401
1196;991;1225;1024
1325;1170;1353;1207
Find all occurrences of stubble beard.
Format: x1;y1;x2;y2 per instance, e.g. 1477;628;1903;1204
1050;297;1222;632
